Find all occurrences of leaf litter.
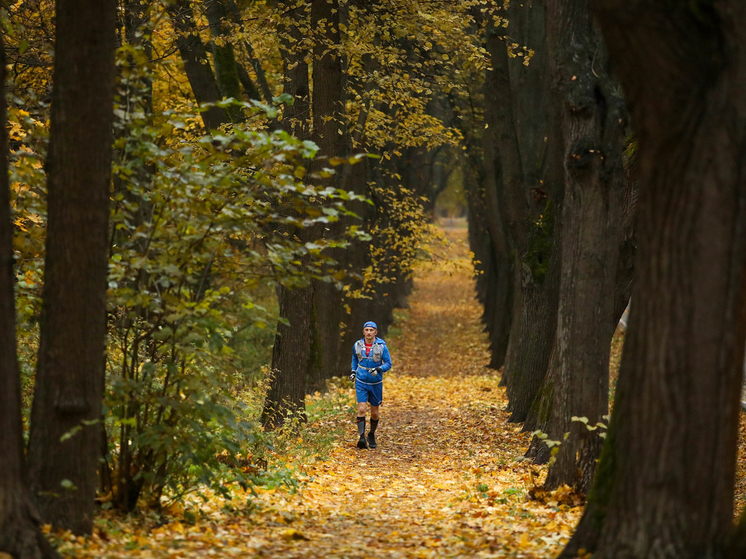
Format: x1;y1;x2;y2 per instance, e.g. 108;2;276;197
60;225;746;557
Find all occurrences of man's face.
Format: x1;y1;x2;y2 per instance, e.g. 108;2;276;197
363;327;377;342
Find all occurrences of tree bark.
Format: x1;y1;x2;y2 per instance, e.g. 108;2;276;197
204;0;249;120
261;283;313;427
0;37;61;559
278;0;310;139
524;146;636;461
561;2;746;557
225;0;275;104
167;0;229;130
307;0;348;392
338;47;380;367
261;0;312;425
479;23;514;370
487;0;564;420
542;0;628;492
26;0;116;535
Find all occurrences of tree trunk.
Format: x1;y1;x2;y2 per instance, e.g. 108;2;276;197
542;0;628;492
204;0;249;120
278;0;310;139
261;283;313;427
524;143;636;463
561;2;746;557
480;23;514;370
502;246;561;422
0;37;61;559
338;48;379;367
25;0;116;535
167;0;229;130
307;0;348;392
261;0;312;425
225;0;275;104
465;177;498;327
487;0;564;420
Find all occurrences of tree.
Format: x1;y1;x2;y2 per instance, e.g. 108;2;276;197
307;0;349;393
561;1;746;557
205;0;261;115
485;0;565;423
25;0;117;534
167;0;230;130
0;36;61;559
261;0;313;427
539;0;629;491
479;35;515;370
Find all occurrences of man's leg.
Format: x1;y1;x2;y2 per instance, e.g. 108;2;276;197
356;400;368;449
367;404;380;449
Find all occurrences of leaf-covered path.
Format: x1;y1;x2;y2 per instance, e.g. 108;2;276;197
62;227;583;558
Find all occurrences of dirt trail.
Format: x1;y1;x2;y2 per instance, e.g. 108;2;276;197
264;228;581;558
62;228;582;558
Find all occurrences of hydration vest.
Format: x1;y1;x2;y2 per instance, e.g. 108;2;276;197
355;339;384;363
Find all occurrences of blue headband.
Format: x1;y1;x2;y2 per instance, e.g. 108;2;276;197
363;321;378;329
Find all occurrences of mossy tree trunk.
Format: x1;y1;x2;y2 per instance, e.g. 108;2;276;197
560;1;746;557
205;0;257;120
167;0;229;130
486;0;564;421
541;0;628;492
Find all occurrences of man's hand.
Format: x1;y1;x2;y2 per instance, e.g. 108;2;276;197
349;371;356;382
372;367;382;375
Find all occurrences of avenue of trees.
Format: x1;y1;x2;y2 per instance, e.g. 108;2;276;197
1;0;746;558
469;0;746;557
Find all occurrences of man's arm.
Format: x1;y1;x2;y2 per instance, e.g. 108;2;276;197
351;344;359;372
379;345;392;373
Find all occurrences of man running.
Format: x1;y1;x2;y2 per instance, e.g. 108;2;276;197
350;321;392;449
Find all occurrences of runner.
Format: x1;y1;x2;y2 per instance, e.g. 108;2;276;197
350;321;392;449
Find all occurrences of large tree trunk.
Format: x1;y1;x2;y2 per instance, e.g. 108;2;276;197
480;23;514;370
261;0;312;426
261;283;313;427
25;0;116;535
307;0;348;393
541;0;628;492
524;148;637;461
487;0;564;421
277;0;310;139
0;38;61;559
338;48;379;365
561;2;746;557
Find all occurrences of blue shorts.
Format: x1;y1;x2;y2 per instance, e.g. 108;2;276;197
355;381;383;406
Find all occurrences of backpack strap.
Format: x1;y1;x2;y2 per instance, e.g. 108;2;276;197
354;339;365;361
371;342;384;363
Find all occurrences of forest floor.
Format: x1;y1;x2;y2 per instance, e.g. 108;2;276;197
58;225;746;558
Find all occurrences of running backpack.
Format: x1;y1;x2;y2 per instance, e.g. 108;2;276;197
354;339;384;363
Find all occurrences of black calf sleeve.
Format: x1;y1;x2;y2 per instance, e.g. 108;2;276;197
369;418;379;435
356;416;365;436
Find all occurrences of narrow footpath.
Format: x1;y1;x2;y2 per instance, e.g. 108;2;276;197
62;227;583;558
270;227;584;558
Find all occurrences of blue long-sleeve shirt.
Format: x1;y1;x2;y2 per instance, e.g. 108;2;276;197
351;337;392;384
